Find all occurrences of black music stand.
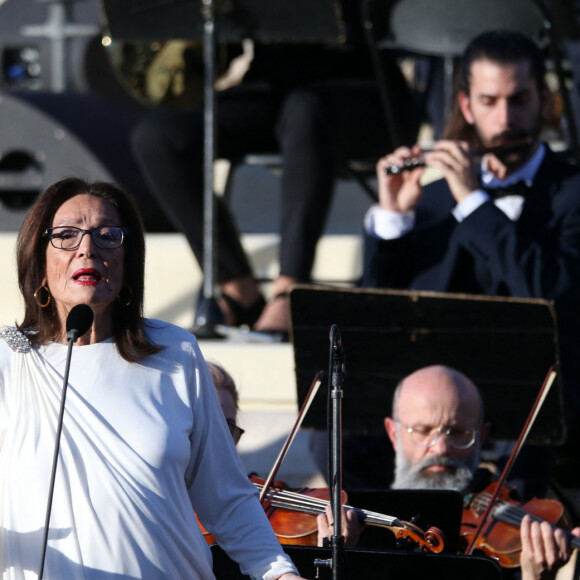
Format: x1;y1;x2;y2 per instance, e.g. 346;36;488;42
290;286;563;444
102;0;346;337
211;544;502;580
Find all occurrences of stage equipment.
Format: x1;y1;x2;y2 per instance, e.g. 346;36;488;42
0;90;170;230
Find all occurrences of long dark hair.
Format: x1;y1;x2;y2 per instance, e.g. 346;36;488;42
443;30;546;144
16;177;161;362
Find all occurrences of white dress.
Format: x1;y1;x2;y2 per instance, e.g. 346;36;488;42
0;320;296;580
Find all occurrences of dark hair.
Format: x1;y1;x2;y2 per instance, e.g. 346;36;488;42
443;30;546;143
16;177;161;362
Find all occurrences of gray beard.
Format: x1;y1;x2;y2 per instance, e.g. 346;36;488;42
391;434;480;493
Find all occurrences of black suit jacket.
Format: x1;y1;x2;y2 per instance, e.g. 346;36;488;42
361;147;580;422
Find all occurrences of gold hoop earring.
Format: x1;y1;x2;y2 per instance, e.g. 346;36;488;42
34;285;51;308
118;286;133;307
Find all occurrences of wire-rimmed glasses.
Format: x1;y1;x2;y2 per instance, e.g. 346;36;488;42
399;422;476;449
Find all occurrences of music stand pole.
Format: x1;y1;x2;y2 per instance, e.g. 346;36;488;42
194;0;223;337
315;325;346;577
329;324;346;579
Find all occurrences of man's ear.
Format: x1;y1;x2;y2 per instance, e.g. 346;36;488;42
384;417;398;451
458;91;475;125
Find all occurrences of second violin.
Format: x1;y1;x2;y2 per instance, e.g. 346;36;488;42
461;482;580;567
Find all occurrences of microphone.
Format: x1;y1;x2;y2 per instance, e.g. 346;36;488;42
66;304;94;343
39;303;93;579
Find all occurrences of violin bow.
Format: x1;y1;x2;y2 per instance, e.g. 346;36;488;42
464;364;558;555
259;370;325;504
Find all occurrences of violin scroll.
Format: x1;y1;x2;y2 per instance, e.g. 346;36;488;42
394;521;445;553
423;526;446;552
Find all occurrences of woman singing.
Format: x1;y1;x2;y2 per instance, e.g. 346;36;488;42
0;178;305;580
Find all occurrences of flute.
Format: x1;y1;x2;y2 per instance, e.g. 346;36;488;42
383;139;533;175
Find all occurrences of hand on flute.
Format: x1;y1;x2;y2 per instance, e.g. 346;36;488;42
376;145;426;213
423;140;479;204
383;138;534;175
377;141;479;209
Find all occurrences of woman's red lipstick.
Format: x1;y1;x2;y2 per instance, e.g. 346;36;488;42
72;268;103;286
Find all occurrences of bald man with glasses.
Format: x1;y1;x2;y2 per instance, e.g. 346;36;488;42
385;365;488;493
369;365;580;580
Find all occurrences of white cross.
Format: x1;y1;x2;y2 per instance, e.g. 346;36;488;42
21;0;99;92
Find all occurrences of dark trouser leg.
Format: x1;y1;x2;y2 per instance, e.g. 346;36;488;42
130;108;252;283
130;86;280;283
275;81;416;280
275;86;337;280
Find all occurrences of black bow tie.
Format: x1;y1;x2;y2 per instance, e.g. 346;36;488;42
483;180;531;199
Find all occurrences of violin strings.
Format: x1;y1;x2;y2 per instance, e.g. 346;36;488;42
470;492;580;548
473;492;538;525
492;504;580;549
253;483;401;528
473;492;528;522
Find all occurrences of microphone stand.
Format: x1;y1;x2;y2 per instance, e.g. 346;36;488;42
193;0;223;338
316;324;346;579
38;324;84;579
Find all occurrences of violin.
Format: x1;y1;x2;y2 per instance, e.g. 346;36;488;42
199;476;445;553
460;482;580;568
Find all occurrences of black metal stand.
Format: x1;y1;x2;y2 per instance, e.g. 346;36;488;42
38;334;75;579
316;324;346;578
38;304;93;579
192;0;223;338
329;324;346;579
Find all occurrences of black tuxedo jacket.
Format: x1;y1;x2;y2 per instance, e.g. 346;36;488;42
361;147;580;422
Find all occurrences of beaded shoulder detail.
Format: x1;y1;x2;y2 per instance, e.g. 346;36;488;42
0;327;32;353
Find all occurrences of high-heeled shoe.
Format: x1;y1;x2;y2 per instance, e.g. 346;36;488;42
194;289;266;327
220;292;266;327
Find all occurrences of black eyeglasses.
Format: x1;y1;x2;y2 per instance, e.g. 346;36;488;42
44;226;127;250
226;419;245;444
